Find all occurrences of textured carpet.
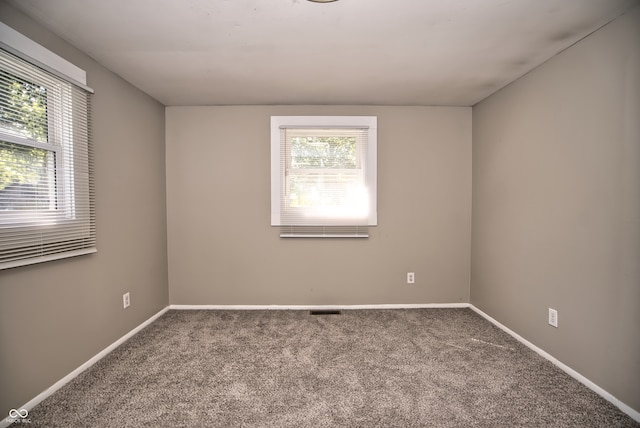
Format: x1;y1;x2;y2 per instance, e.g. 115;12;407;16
16;309;639;427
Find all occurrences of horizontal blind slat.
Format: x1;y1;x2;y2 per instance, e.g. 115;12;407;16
280;225;369;238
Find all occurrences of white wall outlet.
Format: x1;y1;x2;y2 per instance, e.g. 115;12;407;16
407;272;415;284
123;292;130;309
548;308;558;327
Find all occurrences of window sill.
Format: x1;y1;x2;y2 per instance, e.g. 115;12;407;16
0;247;96;270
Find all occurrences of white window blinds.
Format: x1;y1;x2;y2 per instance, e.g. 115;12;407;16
271;116;377;237
0;46;95;269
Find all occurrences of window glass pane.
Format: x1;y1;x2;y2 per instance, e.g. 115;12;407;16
290;134;357;169
289;172;362;208
0;69;48;143
0;140;54;210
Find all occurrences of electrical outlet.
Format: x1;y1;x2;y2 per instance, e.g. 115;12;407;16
548;308;558;327
123;292;130;309
407;272;415;284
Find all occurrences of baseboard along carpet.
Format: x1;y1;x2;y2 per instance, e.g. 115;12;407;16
18;309;639;427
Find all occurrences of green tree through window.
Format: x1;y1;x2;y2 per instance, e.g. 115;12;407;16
0;70;48;142
0;69;51;208
291;135;357;169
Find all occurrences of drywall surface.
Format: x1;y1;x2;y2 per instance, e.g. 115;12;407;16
166;106;472;305
0;3;169;414
471;5;640;413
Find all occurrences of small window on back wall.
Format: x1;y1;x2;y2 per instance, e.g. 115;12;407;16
271;116;377;237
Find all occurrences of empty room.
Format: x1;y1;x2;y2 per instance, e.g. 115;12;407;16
0;0;638;426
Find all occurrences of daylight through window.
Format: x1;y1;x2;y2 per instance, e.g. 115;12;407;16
271;116;377;237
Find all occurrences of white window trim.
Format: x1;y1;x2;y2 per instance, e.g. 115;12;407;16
271;116;377;236
0;21;89;89
0;24;95;269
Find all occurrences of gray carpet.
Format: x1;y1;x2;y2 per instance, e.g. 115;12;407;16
19;309;639;427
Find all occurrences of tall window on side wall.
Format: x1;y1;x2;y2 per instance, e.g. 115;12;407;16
0;24;95;269
271;116;377;237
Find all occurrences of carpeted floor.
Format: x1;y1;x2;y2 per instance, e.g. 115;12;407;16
16;309;640;427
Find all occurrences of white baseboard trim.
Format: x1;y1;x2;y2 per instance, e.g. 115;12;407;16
469;304;640;423
0;306;170;428
169;303;471;311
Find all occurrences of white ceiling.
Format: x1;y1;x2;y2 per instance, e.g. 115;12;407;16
7;0;638;106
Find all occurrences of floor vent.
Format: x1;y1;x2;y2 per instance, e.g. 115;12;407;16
310;310;342;316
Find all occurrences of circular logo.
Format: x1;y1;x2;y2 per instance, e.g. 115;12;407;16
9;408;28;418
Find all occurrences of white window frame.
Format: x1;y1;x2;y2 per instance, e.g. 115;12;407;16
271;116;377;236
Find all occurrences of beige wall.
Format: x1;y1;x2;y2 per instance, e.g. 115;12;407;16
166;106;472;305
471;5;640;412
0;3;169;413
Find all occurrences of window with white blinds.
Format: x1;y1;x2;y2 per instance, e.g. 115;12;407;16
0;44;94;269
271;116;377;237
